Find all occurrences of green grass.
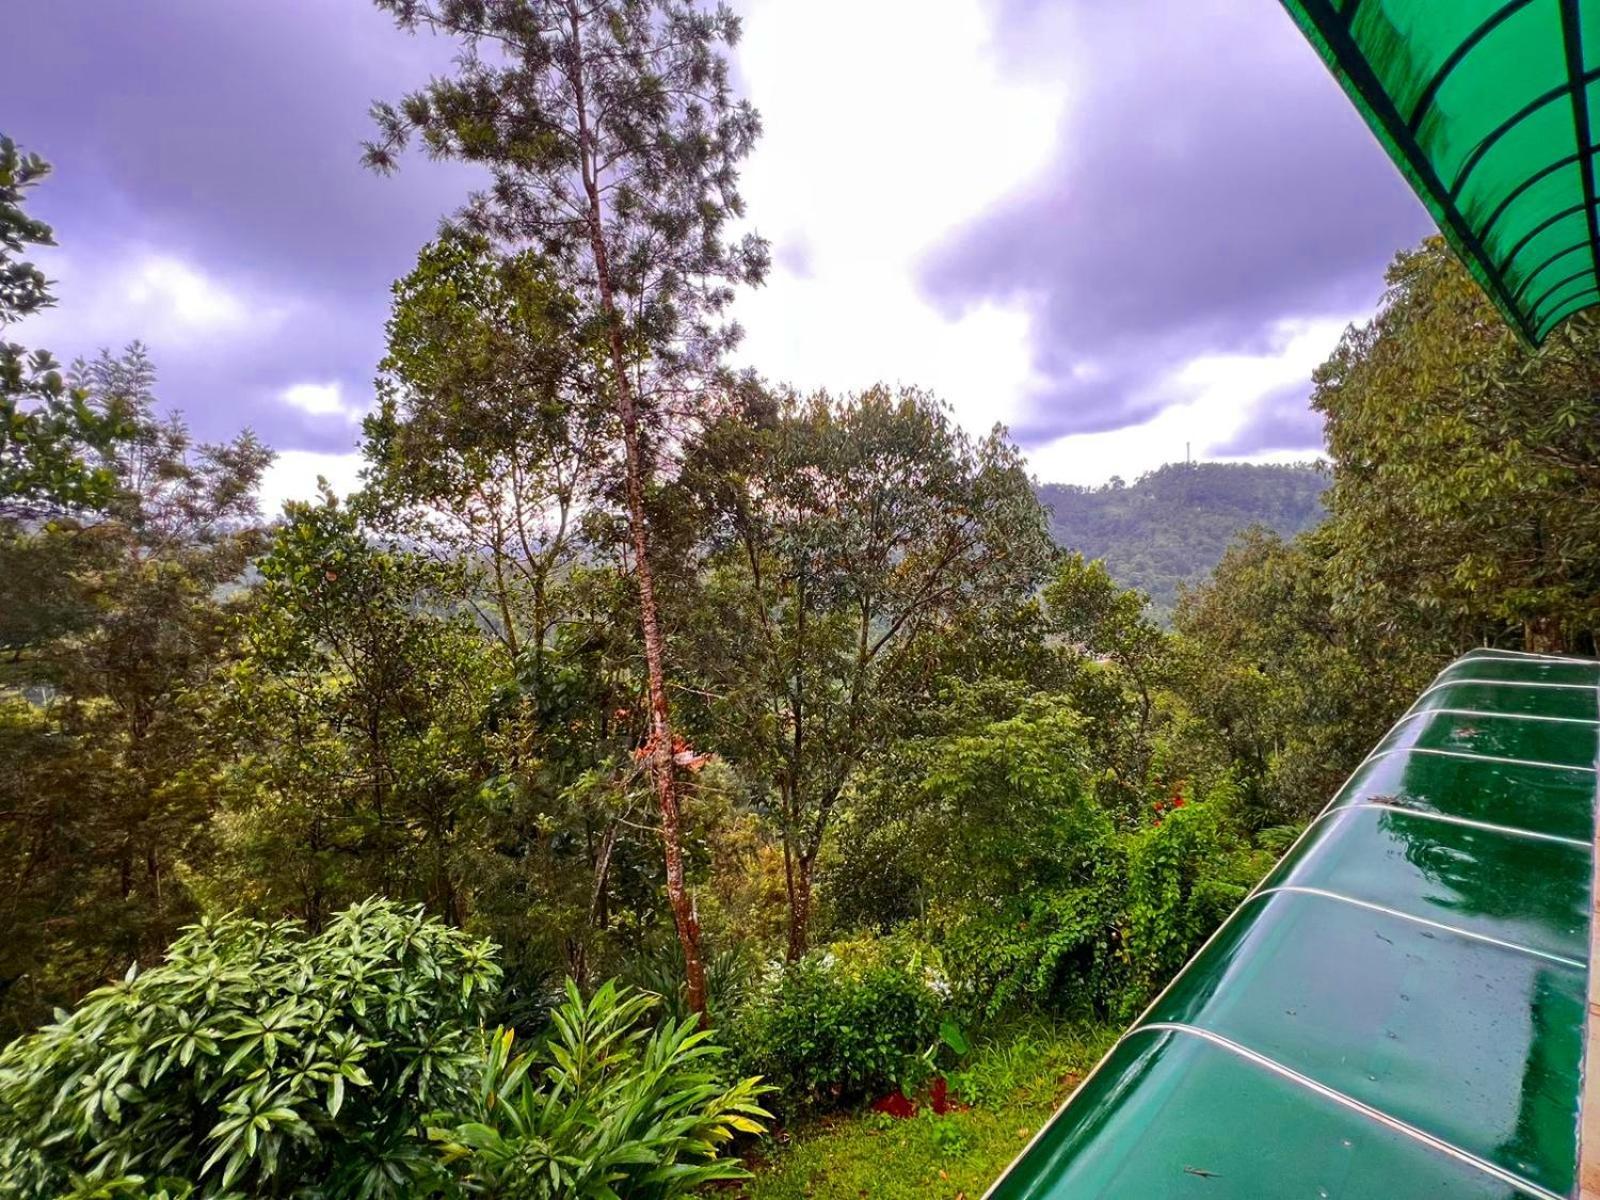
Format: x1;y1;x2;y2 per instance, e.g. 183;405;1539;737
739;1021;1118;1200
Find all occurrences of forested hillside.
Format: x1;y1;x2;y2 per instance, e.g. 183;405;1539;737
1038;462;1329;619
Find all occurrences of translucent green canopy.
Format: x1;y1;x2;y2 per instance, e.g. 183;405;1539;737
1279;0;1600;344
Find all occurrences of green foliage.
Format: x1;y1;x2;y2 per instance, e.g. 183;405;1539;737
937;867;1126;1022
0;135;53;324
829;694;1120;1018
0;137;132;521
1038;462;1328;621
622;937;759;1027
431;980;768;1198
1121;780;1271;1001
1174;525;1445;824
367;0;768;371
945;1024;1062;1109
213;495;501;929
367;0;777;1019
1314;237;1600;651
362;232;607;663
0;901;500;1200
734;939;947;1110
1042;554;1172;818
686;384;1057;957
0;347;272;1035
834;693;1269;1021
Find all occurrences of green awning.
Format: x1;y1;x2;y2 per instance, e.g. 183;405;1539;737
1279;0;1600;344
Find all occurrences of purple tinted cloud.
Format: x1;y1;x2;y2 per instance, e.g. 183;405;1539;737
5;0;1430;466
923;0;1432;444
1213;380;1325;456
3;1;476;453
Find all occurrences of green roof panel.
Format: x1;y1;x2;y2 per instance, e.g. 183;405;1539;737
982;651;1600;1199
1258;804;1592;963
1332;749;1597;842
986;1028;1550;1199
1277;0;1600;343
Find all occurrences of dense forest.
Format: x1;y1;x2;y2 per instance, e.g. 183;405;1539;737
3;3;1600;1197
1037;462;1329;619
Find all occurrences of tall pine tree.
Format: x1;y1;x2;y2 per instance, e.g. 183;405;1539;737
367;0;767;1015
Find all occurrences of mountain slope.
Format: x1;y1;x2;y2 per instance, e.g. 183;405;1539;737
1037;462;1328;619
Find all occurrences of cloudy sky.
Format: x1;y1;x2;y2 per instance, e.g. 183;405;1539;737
5;0;1432;510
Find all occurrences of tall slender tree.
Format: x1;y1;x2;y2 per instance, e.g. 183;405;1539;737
687;387;1057;957
366;0;767;1014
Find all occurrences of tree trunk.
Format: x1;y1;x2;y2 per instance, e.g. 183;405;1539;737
784;845;813;961
607;312;708;1019
570;6;707;1019
1524;615;1569;654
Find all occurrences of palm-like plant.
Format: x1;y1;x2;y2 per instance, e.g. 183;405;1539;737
432;980;769;1198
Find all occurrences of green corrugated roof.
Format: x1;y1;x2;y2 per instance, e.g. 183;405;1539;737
1278;0;1600;344
984;649;1600;1199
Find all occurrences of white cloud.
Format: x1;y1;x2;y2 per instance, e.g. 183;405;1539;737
730;0;1068;436
728;1;1371;483
280;381;358;420
258;450;365;518
26;243;290;354
1027;315;1353;485
120;256;250;333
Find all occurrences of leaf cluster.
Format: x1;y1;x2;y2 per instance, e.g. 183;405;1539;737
431;979;769;1198
0;900;501;1199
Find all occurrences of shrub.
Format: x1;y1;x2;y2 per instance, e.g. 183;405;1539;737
734;938;946;1110
0;899;500;1199
1120;779;1275;1011
936;868;1128;1021
934;779;1273;1022
622;936;759;1026
430;979;770;1198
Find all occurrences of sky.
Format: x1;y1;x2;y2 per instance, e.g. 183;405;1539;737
5;0;1434;510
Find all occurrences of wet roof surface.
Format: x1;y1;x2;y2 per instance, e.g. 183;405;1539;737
985;648;1599;1200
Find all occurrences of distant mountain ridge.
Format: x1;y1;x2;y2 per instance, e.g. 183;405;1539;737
1037;461;1329;620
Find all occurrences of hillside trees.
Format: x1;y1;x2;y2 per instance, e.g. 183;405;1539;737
212;496;501;929
1037;462;1328;620
1314;238;1600;652
0;347;271;1035
359;232;724;1006
368;0;769;1016
362;233;611;662
1043;554;1171;817
685;387;1057;958
1173;526;1444;824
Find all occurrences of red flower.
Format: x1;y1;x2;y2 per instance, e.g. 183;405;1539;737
872;1090;916;1119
